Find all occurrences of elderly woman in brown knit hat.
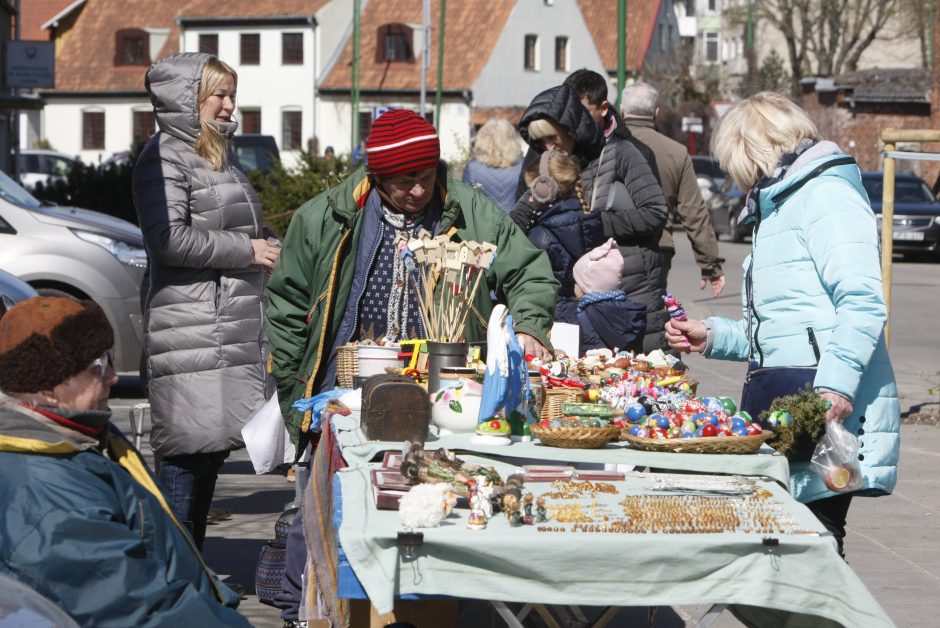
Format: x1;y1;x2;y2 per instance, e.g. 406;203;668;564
0;296;248;627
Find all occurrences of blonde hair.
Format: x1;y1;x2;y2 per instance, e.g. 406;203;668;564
710;91;819;190
526;118;568;143
472;119;523;168
524;150;589;212
194;58;237;171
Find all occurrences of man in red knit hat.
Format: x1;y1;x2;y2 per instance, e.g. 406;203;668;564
266;108;559;626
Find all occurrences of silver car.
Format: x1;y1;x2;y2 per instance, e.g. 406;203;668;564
0;169;145;373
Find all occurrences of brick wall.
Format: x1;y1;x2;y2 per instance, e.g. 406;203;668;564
801;93;936;182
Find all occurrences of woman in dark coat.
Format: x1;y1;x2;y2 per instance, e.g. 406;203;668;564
514;84;669;351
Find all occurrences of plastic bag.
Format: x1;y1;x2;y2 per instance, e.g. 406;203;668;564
810;421;863;492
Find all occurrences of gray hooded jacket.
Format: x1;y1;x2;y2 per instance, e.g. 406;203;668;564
133;52;272;457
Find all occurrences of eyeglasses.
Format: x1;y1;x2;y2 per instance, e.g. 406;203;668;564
90;350;114;378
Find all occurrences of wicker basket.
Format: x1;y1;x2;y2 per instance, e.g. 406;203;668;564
531;425;620;449
336;345;359;389
540;387;584;421
620;431;774;455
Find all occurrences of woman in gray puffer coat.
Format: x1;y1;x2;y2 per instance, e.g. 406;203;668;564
133;52;279;548
515;85;669;351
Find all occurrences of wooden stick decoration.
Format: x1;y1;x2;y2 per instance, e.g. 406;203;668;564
401;236;498;342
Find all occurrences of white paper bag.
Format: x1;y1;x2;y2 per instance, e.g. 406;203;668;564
550;321;580;359
241;391;293;474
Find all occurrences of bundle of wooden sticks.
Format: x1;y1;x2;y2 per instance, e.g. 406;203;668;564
402;232;497;342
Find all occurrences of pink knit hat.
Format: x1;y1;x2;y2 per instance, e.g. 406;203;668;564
573;238;623;294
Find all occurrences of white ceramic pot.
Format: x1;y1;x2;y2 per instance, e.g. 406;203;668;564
430;378;483;435
356;344;401;377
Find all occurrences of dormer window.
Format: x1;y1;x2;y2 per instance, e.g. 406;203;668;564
115;29;150;66
376;24;414;63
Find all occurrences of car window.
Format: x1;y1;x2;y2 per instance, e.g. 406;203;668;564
50;157;73;177
863;177;935;203
18;154;40;172
0;169;42;209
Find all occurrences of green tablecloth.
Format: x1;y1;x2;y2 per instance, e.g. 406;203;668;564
336;460;894;627
331;412;792;489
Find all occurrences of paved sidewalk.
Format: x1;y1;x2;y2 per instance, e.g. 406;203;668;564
111;399;939;627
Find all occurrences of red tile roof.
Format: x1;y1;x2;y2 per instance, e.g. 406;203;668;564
319;0;516;92
578;0;660;72
178;0;330;20
19;0;72;41
47;0;186;92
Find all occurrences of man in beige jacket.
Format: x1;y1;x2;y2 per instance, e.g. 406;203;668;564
621;82;725;297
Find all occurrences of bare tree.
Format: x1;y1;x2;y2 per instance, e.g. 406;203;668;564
757;0;900;94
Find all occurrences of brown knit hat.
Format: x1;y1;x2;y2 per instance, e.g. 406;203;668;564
0;296;114;393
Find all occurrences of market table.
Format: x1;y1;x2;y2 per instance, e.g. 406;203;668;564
304;410;893;628
330;412;793;489
334;461;893;628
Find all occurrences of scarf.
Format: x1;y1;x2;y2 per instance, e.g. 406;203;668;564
741;138;816;225
577;290;626;313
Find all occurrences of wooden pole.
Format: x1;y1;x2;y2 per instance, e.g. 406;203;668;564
881;145;895;348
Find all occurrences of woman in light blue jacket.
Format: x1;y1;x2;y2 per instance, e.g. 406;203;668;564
666;92;900;556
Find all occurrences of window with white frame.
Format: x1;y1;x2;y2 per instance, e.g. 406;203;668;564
82;110;105;149
704;32;719;63
282;110;302;150
554;36;568;71
524;34;539;70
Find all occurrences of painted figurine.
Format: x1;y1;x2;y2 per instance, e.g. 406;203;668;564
522;492;535;525
535;495;548;523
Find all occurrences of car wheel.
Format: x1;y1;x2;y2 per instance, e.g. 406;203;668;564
729;212;744;243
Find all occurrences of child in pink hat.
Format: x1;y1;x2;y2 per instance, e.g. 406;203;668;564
556;238;647;353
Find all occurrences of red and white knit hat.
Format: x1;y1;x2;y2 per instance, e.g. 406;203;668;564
366;109;440;177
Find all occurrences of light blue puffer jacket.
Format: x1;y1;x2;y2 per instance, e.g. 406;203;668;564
706;148;900;503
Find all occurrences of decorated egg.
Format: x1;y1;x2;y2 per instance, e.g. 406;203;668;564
731;417;747;431
636;395;655;414
680;420;696;435
700;423;718;437
737;411;753;423
768;410;793;428
702;397;724;414
692;412;709;426
732;426;749;436
746;423;763;435
625;403;647;423
655;414;671;429
718;396;737;416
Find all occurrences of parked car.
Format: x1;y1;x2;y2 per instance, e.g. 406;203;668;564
691;155;726;188
231;134;280;174
708;178;750;243
861;171;940;260
0;168;146;372
0;268;38;315
15;149;81;191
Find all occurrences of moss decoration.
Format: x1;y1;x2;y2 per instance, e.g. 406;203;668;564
762;386;828;460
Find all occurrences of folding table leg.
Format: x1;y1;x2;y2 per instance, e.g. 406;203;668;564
490;601;526;628
588;606;620;628
693;604;727;628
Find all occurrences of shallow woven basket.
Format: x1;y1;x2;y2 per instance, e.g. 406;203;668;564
336;345;359;389
531;425;620;449
620;431;774;455
540;387;585;422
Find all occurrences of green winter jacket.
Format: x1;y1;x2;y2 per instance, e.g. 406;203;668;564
267;166;559;451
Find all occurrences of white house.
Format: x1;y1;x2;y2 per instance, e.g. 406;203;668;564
28;0;350;167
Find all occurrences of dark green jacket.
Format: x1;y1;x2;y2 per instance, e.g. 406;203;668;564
267;166;559;450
